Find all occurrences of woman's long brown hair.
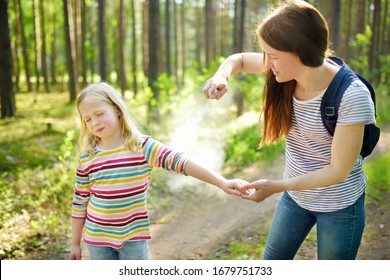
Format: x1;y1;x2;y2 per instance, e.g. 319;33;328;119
257;0;333;147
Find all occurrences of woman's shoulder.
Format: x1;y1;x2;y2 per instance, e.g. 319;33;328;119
342;79;371;101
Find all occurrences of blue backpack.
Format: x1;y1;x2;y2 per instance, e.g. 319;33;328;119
320;57;380;158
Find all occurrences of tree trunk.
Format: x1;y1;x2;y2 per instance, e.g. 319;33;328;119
11;0;20;92
74;0;81;82
16;0;32;91
118;0;126;95
380;0;388;55
0;0;16;118
98;0;107;81
205;0;216;67
369;0;381;72
233;0;246;117
195;0;202;70
328;0;341;53
39;0;50;92
180;0;186;86
357;0;366;34
33;0;41;91
173;0;178;84
50;4;57;86
81;0;87;86
142;0;149;77
165;0;171;76
131;0;137;96
148;0;161;120
343;0;353;63
63;0;78;102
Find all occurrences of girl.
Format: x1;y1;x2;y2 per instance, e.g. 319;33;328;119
69;82;245;260
204;0;376;259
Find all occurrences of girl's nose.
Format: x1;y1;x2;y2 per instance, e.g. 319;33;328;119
91;118;99;126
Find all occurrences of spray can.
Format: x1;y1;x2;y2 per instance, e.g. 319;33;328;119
207;88;219;98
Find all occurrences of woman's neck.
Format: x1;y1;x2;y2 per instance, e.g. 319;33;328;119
294;61;339;101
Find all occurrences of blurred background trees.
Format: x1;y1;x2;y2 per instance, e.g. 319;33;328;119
1;0;389;119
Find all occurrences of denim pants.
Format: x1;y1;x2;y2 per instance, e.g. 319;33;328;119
87;240;148;260
264;192;366;260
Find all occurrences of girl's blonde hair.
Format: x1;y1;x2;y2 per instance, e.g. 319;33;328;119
76;82;142;158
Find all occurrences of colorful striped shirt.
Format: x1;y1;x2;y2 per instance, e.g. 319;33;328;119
71;135;190;249
286;80;376;212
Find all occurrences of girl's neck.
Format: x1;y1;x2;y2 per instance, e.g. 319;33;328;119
98;133;124;150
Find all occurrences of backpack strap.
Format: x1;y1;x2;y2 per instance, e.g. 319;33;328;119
354;73;377;118
321;57;359;136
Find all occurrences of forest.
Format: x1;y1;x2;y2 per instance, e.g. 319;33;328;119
0;0;389;260
1;0;389;118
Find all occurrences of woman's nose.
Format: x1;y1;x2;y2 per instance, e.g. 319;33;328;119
264;55;272;69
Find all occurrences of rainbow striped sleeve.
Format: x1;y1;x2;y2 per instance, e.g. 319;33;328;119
142;136;190;175
71;155;92;219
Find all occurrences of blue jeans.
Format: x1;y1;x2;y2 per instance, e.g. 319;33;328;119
87;240;148;260
264;192;365;260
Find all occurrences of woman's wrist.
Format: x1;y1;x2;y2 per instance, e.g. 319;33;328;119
274;179;290;193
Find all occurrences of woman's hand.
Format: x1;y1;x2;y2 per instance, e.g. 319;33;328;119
238;179;281;203
203;74;229;100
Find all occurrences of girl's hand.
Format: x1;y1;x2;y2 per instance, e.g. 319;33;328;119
203;75;229;100
238;179;280;203
69;245;82;260
220;179;250;196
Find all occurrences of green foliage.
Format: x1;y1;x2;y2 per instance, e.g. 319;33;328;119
375;90;390;127
0;92;77;259
350;25;372;79
58;130;75;162
0;159;74;259
378;54;390;89
224;124;285;173
230;73;265;112
364;152;390;205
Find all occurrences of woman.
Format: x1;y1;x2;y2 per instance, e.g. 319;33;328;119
203;0;376;260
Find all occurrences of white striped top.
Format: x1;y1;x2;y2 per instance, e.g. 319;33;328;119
286;79;376;212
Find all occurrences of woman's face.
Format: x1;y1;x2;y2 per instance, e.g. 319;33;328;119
260;39;303;83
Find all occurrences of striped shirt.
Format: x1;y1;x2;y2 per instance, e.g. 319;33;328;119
286;80;376;212
71;135;190;249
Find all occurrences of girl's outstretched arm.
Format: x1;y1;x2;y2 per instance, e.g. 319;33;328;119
69;218;85;260
184;160;246;196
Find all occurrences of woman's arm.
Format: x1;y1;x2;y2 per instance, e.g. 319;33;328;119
240;123;365;202
203;53;264;100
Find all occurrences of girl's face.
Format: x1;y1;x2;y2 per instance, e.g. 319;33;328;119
260;39;303;83
78;97;122;147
